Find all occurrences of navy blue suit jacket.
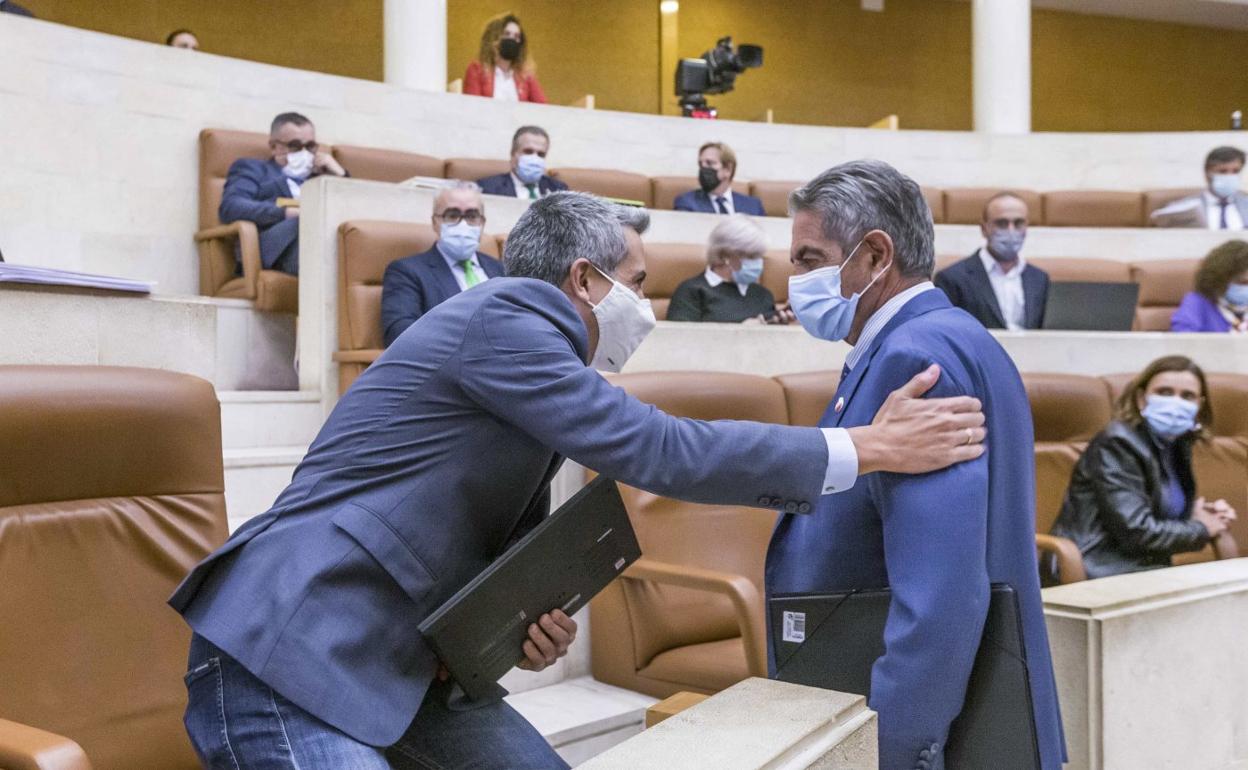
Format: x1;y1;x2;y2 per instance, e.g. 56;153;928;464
673;189;767;216
219;158;301;269
477;172;567;198
170;277;830;747
381;246;504;347
765;290;1065;770
934;251;1050;329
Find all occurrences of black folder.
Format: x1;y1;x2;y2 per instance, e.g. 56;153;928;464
419;476;641;701
769;584;1040;770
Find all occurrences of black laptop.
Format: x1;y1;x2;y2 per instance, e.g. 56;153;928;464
1041;280;1140;331
770;584;1041;770
419;476;641;701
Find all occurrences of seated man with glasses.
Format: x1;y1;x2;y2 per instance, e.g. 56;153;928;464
381;181;503;347
219;111;349;276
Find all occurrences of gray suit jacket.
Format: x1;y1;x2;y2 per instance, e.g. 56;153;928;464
170;277;828;746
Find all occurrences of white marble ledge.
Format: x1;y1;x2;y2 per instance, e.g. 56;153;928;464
1042;557;1248;618
505;676;656;747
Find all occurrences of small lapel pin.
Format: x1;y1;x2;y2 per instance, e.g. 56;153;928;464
834;397;845;413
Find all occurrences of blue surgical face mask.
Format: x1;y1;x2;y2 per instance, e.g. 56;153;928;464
1141;394;1199;440
438;221;482;262
515;153;546;185
1210;173;1240;200
987;229;1025;263
787;240;889;342
1224;282;1248;308
732;257;764;286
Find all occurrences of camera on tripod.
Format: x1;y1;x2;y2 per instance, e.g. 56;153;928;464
675;36;763;118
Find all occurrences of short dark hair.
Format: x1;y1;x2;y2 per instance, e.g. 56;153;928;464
511;125;550;154
1114;355;1212;439
165;28;196;46
1205;146;1245;170
270;112;312;136
1195;239;1248;300
981;191;1029;222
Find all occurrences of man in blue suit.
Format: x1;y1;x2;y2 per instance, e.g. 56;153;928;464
673;141;767;216
380;181;504;346
171;192;987;769
934;192;1050;329
476;125;569;200
767;161;1065;770
218;112;348;275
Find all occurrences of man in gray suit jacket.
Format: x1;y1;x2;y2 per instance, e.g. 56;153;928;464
171;193;987;769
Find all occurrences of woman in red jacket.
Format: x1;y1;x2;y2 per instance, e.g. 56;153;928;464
463;13;547;104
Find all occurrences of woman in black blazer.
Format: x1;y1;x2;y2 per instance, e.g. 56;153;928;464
1050;356;1236;579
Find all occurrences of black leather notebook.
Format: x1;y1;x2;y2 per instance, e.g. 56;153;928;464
770;584;1041;770
419;476;641;701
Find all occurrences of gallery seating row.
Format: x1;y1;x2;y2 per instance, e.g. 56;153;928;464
589;370;1247;700
333;218;1206;393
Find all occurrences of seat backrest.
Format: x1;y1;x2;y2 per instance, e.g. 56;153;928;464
601;371;790;666
943;188;1043;225
1042;191;1145;228
1034;443;1082;534
773;371;841;427
641;242;708;320
551;168;654;205
1130;259;1197;331
920;186;946;224
198;128;271;230
331;145;445;184
1023;372;1113;442
747;180;802;218
444;157;511;183
1144;188;1202;218
1206;373;1248;438
1027;257;1133;284
337;220;500;353
759;249;795;305
0;366;226;770
650;176;748;211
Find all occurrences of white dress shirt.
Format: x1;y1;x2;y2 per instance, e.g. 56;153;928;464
512;172;543;199
703;266;749;297
977;247;1027;331
846;282;937;371
710;189;735;215
436;242;488;291
1203;191;1245;230
492;66;519;102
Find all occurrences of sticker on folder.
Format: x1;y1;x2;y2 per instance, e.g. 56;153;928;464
782;610;806;643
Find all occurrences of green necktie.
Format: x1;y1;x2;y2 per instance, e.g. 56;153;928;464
525;183;538;200
460;259;482;288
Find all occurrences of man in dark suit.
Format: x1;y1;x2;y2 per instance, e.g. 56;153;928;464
934;191;1049;330
476;125;568;200
673;141;767;216
381;182;504;346
218;112;348;276
0;1;35;16
770;162;1065;769
171;192;987;769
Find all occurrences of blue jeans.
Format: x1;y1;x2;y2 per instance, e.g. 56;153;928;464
183;634;569;770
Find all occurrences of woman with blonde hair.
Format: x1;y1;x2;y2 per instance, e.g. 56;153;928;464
463;13;548;103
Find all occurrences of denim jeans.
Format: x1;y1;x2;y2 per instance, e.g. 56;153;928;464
183;634;569;770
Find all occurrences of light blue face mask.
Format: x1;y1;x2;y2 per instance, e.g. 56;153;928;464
1210;172;1240;200
787;240;889;342
732;257;764;286
515;153;546;185
437;221;482;262
1225;282;1248;308
1141;394;1199;440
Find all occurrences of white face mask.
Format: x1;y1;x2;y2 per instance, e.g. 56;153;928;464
282;149;314;180
588;265;656;373
1211;173;1240;200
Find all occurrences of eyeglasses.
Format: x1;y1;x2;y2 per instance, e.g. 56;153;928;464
436;209;485;226
272;139;319;153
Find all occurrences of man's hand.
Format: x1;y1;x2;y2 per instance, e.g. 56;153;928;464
516;610;577;672
847;364;986;475
315;151;347;177
1193;497;1235;537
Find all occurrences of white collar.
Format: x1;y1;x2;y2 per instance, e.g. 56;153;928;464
978;246;1026;277
704;266;749;296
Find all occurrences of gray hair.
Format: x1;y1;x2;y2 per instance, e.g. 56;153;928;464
788;160;935;279
706;214;766;263
505;192;645;285
433;180;484;213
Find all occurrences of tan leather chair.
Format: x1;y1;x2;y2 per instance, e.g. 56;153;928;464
921;186;946;224
590;372;789;699
773;371;841;427
196;128;299;314
0;366;227;770
331;145;445;183
650;177;748;211
1130;259;1197;331
334;220;500;393
444;157;511;183
747;180;801;218
1042;191;1146;228
1028;257;1133;284
759;249;795;306
550;168;653;205
640;243;707;320
1144;188;1202;222
943;188;1044;225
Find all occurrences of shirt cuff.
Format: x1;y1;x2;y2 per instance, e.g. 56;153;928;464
819;428;858;495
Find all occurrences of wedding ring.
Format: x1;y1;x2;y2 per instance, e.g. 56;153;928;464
964;427;974;446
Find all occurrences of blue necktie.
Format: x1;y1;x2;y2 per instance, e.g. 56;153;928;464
715;196;729;214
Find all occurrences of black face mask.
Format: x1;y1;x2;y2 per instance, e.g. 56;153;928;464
498;38;521;62
698;166;721;194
